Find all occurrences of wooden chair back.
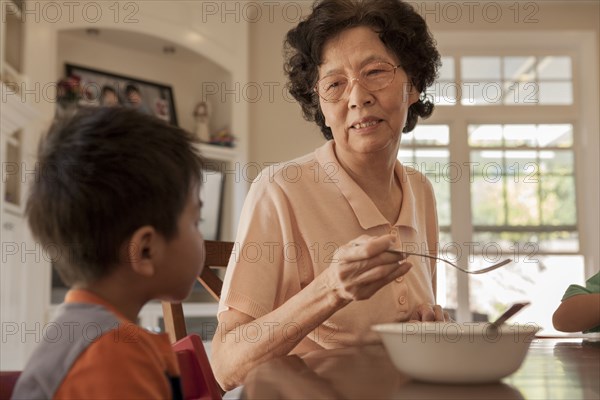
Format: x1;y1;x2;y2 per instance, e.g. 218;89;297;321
162;240;234;343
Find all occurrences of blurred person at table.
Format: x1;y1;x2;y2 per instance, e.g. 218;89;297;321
212;0;448;389
553;271;600;333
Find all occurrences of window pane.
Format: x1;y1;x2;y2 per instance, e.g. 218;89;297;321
503;56;536;81
461;57;501;80
429;57;456;106
431;179;450;227
472;231;538;251
400;132;414;146
506;179;540;225
439;230;453;249
472;231;579;253
470;150;503;177
503;124;538;147
538;150;573;175
538;82;573;105
414;150;449;173
469;255;585;335
439;56;455;81
505;150;539;180
412;125;449;145
537;124;573;147
469;125;502;147
414;150;451;227
398;149;413;161
502;81;538;105
456;56;572;107
400;144;452;228
436;262;458;312
541;176;577;226
461;81;503;105
538;231;579;252
431;81;457;105
471;176;505;225
537;56;572;79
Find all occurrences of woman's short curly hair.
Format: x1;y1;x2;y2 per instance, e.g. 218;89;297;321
284;0;441;139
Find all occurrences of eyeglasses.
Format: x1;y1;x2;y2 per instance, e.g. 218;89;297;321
314;61;401;103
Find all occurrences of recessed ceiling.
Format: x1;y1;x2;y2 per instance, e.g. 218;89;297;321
59;28;208;64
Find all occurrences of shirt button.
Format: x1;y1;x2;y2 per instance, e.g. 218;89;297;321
398;296;406;305
395;276;404;283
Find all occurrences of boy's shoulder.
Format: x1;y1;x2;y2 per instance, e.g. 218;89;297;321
12;301;120;399
12;300;179;399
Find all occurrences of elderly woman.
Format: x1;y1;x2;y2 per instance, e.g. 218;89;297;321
212;0;446;389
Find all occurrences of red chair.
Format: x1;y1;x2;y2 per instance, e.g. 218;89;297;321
173;334;222;400
0;371;21;400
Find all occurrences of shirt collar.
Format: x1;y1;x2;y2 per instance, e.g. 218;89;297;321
314;141;419;232
65;288;130;322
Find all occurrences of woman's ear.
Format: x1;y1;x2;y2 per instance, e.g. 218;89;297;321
125;226;162;278
406;82;420;105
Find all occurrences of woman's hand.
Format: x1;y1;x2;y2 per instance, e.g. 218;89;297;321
322;234;412;305
409;304;451;322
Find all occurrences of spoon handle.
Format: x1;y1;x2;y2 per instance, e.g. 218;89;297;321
491;302;531;328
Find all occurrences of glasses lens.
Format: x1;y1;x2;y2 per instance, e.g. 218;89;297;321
361;62;395;91
315;63;396;102
318;75;348;102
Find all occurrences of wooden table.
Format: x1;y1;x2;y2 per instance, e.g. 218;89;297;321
242;338;600;399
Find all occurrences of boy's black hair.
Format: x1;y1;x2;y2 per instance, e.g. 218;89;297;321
27;107;204;285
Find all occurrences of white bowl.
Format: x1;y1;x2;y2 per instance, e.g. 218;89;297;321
372;322;540;384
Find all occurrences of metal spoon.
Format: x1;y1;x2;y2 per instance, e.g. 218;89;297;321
385;249;512;274
490;302;531;329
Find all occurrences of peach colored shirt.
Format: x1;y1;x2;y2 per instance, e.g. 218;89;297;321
218;140;438;349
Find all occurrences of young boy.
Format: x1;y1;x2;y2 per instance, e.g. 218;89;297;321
13;107;206;399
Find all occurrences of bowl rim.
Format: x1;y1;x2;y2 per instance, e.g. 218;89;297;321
372;321;541;336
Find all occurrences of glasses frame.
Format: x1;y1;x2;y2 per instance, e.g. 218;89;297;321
313;61;402;103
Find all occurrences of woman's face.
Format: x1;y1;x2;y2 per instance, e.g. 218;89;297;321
317;26;418;158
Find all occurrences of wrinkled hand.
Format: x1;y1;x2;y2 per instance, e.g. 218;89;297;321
323;234;412;304
410;304;451;322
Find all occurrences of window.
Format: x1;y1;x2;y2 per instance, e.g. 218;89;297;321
398;32;597;334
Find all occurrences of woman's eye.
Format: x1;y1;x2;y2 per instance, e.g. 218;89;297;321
365;69;384;77
326;81;342;90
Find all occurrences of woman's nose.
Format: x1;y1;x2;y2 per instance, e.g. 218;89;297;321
347;79;374;109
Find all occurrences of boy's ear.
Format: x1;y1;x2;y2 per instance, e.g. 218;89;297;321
125;226;162;277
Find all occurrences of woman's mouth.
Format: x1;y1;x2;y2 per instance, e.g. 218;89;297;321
351;119;383;130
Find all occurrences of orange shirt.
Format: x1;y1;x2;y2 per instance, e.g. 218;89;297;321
13;290;181;400
219;140;438;349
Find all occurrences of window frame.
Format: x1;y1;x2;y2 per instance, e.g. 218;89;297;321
417;31;599;322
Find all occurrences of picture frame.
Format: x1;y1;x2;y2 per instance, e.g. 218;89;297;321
65;64;178;126
199;167;225;241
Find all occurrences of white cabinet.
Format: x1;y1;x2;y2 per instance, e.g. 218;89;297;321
0;82;41;369
0;0;25;88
